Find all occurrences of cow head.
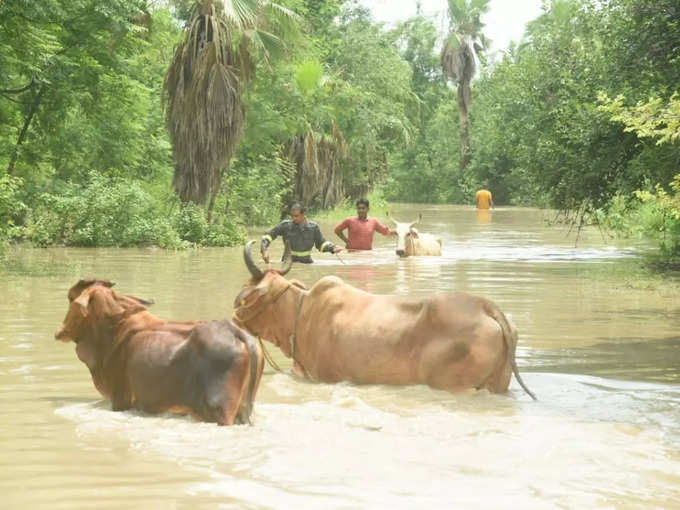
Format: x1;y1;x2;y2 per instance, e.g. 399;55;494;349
55;279;151;370
391;213;422;257
233;241;302;354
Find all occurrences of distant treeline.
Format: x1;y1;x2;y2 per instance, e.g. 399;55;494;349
0;0;678;260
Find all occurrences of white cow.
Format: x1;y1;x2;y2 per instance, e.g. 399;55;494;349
391;214;442;257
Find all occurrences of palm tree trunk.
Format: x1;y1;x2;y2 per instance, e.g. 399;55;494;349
457;80;471;169
8;84;45;175
207;165;228;222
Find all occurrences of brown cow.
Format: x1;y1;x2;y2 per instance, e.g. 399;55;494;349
55;278;264;425
233;242;536;399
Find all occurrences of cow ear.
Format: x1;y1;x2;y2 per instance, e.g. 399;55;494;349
74;292;91;317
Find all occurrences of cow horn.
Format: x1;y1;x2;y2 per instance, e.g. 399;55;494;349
279;241;292;276
130;295;154;307
243;240;264;280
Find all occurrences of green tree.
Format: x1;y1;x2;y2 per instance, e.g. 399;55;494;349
385;13;457;203
228;3;414;216
598;92;680;146
163;0;300;207
0;0;153;178
440;0;490;169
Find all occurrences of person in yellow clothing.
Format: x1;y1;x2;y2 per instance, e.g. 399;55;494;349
475;188;494;209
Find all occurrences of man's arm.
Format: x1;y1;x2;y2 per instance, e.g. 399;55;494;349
374;219;396;236
261;222;285;262
334;219;350;246
489;194;494;208
314;224;342;254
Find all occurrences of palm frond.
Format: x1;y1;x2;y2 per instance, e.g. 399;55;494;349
222;0;256;29
163;0;300;203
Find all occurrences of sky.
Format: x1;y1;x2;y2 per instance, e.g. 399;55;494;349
360;0;545;53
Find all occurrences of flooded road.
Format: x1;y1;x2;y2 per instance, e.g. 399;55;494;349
2;205;679;509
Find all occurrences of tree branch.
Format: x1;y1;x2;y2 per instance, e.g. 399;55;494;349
0;77;35;94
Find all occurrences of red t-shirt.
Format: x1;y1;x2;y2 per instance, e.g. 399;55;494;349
334;216;390;250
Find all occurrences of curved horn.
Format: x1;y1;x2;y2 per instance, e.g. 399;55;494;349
279;241;293;276
243;240;264;280
130;295;155;307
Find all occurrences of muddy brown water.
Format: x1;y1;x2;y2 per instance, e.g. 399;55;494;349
1;205;679;509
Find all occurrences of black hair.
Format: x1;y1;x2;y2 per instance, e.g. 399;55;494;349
355;197;369;208
290;202;306;213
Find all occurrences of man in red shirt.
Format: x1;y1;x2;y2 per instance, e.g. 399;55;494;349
334;198;396;250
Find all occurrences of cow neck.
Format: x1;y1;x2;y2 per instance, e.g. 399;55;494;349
247;285;310;377
100;309;149;377
287;291;312;380
79;320;122;397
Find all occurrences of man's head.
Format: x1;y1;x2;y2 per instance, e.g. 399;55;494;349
290;203;306;225
356;198;369;220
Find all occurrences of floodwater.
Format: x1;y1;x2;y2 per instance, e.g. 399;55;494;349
1;205;679;509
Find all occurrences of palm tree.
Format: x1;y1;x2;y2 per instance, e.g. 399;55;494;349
283;60;348;211
163;0;299;206
440;0;490;168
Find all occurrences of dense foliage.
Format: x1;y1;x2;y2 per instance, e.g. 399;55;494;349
1;0;678;261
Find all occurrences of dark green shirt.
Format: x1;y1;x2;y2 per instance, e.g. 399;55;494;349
261;220;335;263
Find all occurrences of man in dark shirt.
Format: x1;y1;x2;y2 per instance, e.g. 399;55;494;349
261;203;343;264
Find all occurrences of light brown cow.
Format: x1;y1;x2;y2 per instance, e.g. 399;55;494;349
232;242;536;399
55;278;264;425
392;214;442;257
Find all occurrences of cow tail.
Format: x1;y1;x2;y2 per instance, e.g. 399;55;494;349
490;305;537;401
236;329;261;425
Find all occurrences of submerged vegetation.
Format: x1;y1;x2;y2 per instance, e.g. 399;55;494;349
0;0;678;263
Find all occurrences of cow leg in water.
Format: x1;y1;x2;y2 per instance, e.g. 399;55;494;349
215;352;250;426
110;390;133;412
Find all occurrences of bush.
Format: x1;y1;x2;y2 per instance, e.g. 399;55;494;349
601;174;680;264
633;176;680;260
174;203;246;246
222;154;295;226
202;220;246;247
22;173;183;248
6;172;247;249
174;203;208;244
0;175;26;250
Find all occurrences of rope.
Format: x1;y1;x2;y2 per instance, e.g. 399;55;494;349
258;336;283;373
289;292;305;360
289;292;312;380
